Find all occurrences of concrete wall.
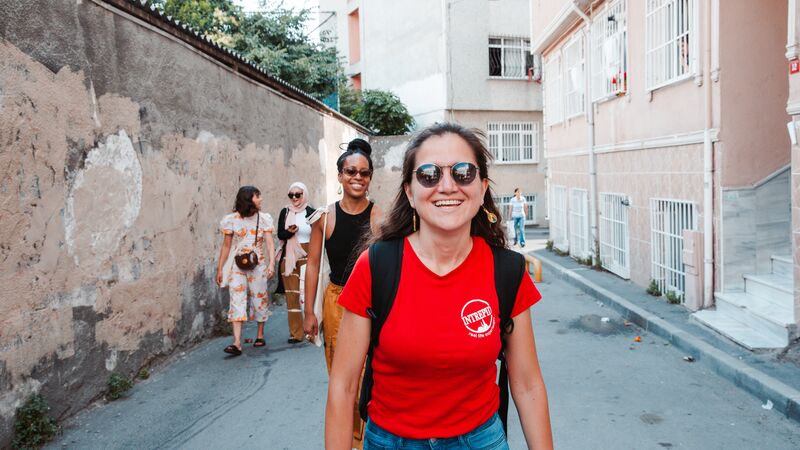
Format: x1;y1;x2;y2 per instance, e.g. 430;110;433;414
448;0;542;112
361;0;447;127
718;0;790;187
368;135;411;213
549;144;705;287
788;0;800;324
0;0;363;444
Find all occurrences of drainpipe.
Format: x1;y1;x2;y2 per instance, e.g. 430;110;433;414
702;0;715;307
571;2;599;264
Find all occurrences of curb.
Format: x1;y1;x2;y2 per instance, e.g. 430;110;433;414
535;252;800;424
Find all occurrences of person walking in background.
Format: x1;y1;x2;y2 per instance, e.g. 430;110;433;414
510;188;527;248
277;182;315;345
215;186;276;356
303;138;382;449
325;124;552;449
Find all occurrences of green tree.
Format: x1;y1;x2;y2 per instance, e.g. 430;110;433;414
231;6;343;99
338;81;362;118
153;0;240;45
352;89;415;135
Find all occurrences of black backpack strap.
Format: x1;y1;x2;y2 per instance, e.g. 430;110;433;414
491;246;526;437
358;238;404;421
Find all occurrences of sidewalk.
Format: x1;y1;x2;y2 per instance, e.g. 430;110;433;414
530;248;800;424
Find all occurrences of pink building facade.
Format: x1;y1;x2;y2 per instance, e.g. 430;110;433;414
531;0;796;349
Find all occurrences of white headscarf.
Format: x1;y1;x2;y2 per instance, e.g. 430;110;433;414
283;182;309;276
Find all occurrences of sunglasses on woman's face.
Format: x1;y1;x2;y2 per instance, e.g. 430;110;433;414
288;192;303;199
341;167;373;178
413;162;478;188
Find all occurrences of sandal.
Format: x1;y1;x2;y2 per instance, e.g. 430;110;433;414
223;344;242;356
253;338;266;347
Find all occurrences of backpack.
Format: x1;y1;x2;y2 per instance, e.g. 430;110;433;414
358;238;526;437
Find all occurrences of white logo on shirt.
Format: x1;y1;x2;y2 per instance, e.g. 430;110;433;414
460;299;496;338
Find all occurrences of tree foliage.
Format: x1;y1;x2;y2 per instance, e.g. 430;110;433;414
151;1;415;131
351;89;415;135
231;6;342;99
153;0;342;99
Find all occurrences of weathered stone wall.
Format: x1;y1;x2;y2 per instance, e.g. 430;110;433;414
369;135;411;212
0;0;364;444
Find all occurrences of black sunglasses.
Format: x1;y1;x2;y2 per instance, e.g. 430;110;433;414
341;167;373;178
287;192;303;199
414;162;478;188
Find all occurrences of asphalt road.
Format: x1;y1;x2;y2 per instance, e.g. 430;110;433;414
48;239;800;449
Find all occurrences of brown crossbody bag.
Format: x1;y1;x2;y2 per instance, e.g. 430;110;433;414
234;213;260;270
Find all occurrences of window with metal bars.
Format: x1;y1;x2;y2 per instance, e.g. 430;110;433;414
544;54;563;125
599;192;630;279
487;122;539;163
591;0;628;101
569;188;590;259
650;199;697;301
645;0;695;90
489;37;533;79
550;185;569;251
563;35;585;118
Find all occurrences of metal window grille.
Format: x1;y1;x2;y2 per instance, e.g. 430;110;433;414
544;54;563;124
551;186;569;251
487;122;539;163
645;0;694;90
489;37;533;79
569;188;590;259
495;194;537;226
650;199;697;301
591;0;628;101
599;193;630;279
563;34;585;118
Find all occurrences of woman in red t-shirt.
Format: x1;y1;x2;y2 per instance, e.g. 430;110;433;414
326;123;553;449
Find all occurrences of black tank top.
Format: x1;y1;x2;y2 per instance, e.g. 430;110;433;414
325;201;374;286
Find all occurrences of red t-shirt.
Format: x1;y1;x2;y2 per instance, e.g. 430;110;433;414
338;236;542;439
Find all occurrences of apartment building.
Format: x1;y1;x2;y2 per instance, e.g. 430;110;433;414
320;0;547;225
532;0;795;349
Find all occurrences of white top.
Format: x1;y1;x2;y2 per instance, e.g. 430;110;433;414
510;196;526;218
296;214;312;244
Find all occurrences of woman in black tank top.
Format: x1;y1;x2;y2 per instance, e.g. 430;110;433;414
303;138;381;449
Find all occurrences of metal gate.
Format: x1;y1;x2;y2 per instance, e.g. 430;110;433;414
551;185;569;251
599;192;630;279
650;198;697;300
569;188;590;259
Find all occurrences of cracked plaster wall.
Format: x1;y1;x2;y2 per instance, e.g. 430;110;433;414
0;0;363;444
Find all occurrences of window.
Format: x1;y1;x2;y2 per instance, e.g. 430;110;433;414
487;122;539;163
569;188;590;259
489;37;533;79
646;0;694;90
599;192;630;279
563;35;585;118
544;54;562;125
494;194;537;226
591;0;628;101
650;199;697;301
550;185;569;252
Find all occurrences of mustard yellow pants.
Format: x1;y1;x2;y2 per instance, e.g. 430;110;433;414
323;282;365;449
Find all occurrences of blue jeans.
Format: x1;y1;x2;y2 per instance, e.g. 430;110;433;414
513;216;525;246
363;413;509;450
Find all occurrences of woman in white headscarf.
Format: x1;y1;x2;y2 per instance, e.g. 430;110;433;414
277;182;315;344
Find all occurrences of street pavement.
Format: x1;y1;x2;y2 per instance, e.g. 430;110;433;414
48;234;800;449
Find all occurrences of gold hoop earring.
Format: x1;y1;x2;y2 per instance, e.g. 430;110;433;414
482;206;498;224
412;209;417;232
337;184;343;195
